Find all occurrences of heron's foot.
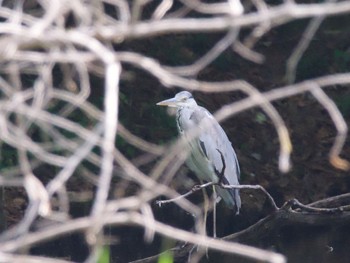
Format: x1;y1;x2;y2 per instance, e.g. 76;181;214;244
218;181;227;188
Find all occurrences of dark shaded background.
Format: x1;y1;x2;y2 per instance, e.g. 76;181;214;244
2;1;350;263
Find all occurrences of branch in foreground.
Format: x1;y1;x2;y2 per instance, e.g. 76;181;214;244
0;211;286;263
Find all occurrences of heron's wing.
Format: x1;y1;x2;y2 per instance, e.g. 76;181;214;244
189;107;240;184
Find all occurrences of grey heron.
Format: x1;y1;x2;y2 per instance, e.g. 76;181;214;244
157;91;241;214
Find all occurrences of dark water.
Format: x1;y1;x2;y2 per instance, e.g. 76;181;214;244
29;204;350;263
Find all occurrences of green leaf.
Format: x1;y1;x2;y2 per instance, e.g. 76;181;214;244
158;250;173;263
97;246;110;263
255;112;267;124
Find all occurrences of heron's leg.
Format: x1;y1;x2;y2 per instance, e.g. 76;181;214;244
212;185;217;239
201;180;209;236
200;180;211;258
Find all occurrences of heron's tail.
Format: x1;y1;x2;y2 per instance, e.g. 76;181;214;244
215;186;241;214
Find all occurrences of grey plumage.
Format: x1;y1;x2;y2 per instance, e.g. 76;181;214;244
157;91;241;213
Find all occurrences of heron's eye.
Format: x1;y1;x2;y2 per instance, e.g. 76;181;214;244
181;97;187;101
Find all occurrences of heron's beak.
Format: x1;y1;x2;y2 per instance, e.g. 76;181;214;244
156;97;178;107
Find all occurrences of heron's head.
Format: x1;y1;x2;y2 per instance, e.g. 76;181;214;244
157;91;197;108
